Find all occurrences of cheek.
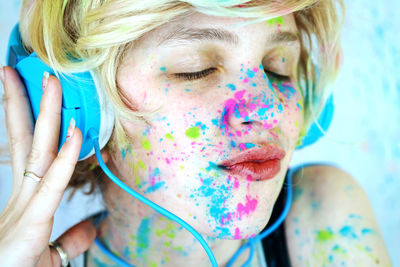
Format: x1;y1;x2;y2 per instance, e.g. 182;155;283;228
273;82;304;139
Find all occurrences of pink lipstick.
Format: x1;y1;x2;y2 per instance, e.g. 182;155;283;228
219;144;286;181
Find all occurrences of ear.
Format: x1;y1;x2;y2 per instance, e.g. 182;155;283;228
85;149;111;167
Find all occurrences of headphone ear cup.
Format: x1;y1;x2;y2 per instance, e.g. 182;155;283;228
296;94;334;149
88;70;115;159
7;23;114;160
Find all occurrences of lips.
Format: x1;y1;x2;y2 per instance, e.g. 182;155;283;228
218;144;286;181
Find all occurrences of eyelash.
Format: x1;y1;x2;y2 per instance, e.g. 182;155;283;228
174;68;218;81
173;68;290;82
264;70;291;82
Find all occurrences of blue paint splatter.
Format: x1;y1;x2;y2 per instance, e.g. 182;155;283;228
361;228;375;235
226;83;236;91
246;69;256;78
136;218;151;256
349;213;362;219
206;162;219;171
293;187;303;202
199;178;216;197
146;181;166;193
339;225;358;239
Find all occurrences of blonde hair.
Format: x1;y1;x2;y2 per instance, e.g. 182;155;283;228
17;0;344;193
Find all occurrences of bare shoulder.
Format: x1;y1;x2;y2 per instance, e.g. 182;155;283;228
284;165;392;266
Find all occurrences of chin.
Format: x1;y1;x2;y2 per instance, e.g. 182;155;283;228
201;210;274;240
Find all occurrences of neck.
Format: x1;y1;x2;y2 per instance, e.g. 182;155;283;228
87;182;249;267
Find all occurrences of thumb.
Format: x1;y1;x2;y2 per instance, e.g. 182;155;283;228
50;219;96;265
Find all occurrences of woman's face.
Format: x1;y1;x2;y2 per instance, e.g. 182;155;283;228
111;12;302;239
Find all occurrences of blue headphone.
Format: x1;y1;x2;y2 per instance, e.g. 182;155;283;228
6;23;114;160
6;22;334;267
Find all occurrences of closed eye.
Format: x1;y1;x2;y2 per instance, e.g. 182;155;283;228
174;68;218;81
265;70;291;82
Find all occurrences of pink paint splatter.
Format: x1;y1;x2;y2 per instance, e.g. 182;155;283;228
234;227;242;239
233;178;239;189
221;212;233;226
238;143;247;151
237;195;258;219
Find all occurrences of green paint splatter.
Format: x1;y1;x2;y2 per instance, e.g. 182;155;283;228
155;222;177;238
317;229;334;242
165;133;174;140
173;246;183;251
142;137;151;150
89;163;97;170
185;127;200;139
138;160;146;170
268;16;284;26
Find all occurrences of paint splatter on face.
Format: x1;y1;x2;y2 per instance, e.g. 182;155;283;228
110;12;302;242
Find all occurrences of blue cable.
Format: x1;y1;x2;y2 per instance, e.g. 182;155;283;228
241;240;255;267
89;127;298;266
88;128;218;267
92;211;135;266
94;237;135;267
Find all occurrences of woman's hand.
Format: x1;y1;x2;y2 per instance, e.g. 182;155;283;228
0;66;96;266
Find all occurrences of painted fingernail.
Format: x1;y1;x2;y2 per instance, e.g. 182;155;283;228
42;71;49;91
0;63;5;84
66;118;76;143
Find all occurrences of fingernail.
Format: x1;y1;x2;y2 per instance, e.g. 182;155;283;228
42;71;49;91
0;63;5;84
66;118;76;142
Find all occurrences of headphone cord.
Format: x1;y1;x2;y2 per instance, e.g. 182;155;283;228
89;129;217;267
89;128;293;267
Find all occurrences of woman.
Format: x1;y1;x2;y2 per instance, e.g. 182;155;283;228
0;0;391;266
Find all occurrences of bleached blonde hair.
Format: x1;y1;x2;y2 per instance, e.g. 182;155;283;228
15;0;344;192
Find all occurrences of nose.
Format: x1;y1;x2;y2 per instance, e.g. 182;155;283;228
221;69;284;135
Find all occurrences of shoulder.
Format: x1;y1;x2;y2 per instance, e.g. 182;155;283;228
284;164;391;266
289;165;366;206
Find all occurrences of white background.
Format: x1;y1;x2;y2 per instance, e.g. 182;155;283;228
1;0;399;265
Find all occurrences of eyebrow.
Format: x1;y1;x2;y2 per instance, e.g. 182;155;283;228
157;27;299;46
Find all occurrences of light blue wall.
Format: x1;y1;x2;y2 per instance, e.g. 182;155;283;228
1;0;399;265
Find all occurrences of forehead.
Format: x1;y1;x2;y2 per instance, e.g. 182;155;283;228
136;12;298;48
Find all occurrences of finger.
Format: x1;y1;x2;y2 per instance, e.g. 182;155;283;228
24;126;82;221
25;73;62;177
52;220;96;263
20;73;62;201
2;66;34;187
